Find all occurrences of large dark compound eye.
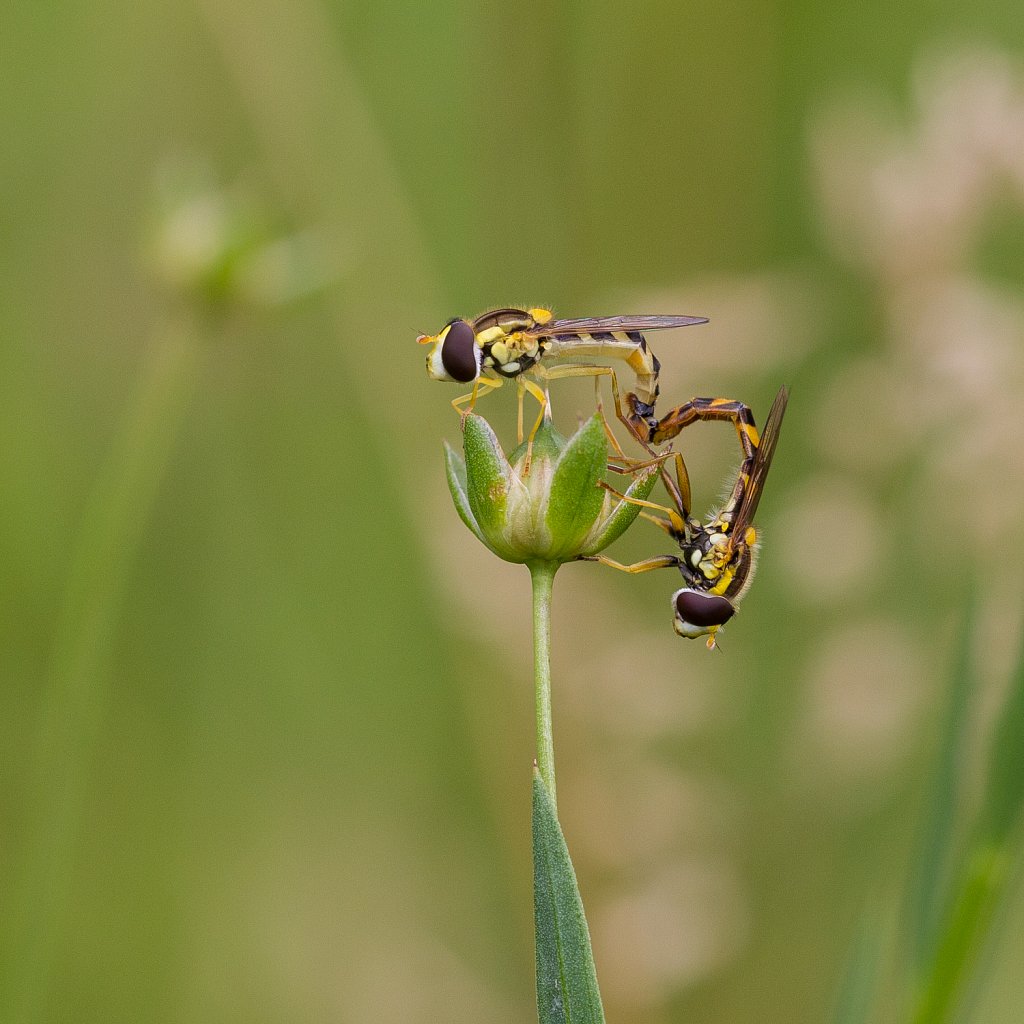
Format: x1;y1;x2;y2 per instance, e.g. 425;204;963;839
440;319;479;383
674;590;736;628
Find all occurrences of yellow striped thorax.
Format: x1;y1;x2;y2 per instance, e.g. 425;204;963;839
683;521;757;599
419;307;554;384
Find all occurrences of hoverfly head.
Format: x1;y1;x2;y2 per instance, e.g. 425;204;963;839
423;318;481;383
671;587;736;644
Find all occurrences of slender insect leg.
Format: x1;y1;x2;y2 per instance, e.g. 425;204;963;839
587;373;661;466
601;446;697;540
649;396;759;453
578;553;682;574
606;452;674;474
637;510;681;537
609;450;693;544
532;364;628;456
608;372;658;451
521;377;549;440
535;363;649;454
659;451;693;522
518;377;550;473
592;480;687;534
591;373;631;461
604;449;693;525
647;396;760;516
597;480;687;535
452;376;503;421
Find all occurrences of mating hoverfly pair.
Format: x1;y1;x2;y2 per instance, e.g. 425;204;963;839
418;307;788;648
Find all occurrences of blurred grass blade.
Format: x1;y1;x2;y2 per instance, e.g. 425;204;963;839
906;590;975;972
911;615;1024;1024
977;625;1024;847
910;846;1008;1024
533;770;606;1024
830;914;884;1024
3;326;199;1024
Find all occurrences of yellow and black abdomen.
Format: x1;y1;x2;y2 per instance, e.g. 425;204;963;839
544;329;661;409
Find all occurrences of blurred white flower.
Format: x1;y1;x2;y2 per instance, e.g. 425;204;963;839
801;622;931;776
777;475;885;603
149;157;341;307
622;270;821;385
815;50;1024;281
594;860;748;1008
813;48;1024;570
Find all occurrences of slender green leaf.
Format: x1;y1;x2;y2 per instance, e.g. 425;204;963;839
906;589;975;973
910;613;1024;1024
830;914;885;1024
533;770;605;1024
978;627;1024;845
911;846;1008;1024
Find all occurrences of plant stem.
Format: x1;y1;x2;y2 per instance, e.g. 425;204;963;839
530;561;559;811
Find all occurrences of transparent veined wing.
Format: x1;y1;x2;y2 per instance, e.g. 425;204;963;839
732;385;789;537
524;314;708;338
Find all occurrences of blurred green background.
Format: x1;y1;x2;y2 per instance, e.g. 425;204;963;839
3;3;1024;1022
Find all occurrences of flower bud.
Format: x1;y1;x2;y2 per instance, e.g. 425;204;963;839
444;413;659;565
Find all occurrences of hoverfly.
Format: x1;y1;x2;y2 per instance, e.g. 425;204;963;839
417;307;708;447
584;386;789;648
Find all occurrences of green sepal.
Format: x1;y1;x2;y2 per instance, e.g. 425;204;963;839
463;415;516;541
545;415;608;560
580;463;660;555
444;442;485;545
533;769;606;1024
509;416;567;467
